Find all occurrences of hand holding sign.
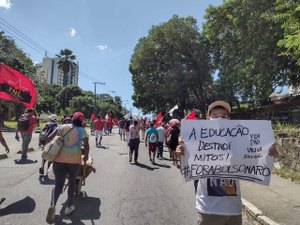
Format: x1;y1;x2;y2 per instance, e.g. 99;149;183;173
180;120;275;186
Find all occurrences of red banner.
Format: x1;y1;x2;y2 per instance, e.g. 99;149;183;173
0;63;36;108
90;113;95;120
184;110;196;120
155;112;163;124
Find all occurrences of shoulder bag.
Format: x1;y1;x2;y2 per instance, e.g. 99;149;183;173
42;127;74;162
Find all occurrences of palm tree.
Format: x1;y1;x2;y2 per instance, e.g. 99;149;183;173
56;49;76;112
56;49;76;86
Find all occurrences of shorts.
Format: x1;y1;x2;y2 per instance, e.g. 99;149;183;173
95;130;103;138
119;128;124;134
198;212;242;225
148;143;157;152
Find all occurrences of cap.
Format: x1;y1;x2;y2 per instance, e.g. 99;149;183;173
49;114;57;121
208;100;231;115
72;112;84;122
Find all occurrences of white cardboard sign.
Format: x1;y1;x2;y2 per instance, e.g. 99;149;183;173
180;120;275;186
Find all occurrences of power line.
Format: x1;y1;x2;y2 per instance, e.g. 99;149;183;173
0;17;46;52
0;24;45;55
0;17;117;93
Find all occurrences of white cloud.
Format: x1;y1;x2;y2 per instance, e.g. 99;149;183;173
0;0;12;9
69;27;77;37
96;44;108;51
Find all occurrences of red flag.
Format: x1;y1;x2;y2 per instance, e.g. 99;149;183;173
155;112;163;124
0;63;36;108
184;110;196;120
90;113;95;120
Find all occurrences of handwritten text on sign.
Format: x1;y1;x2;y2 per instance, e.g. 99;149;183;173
180;120;275;186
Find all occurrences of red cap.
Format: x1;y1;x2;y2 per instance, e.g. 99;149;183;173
72;112;84;122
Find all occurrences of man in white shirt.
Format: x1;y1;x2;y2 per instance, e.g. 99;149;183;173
156;124;166;159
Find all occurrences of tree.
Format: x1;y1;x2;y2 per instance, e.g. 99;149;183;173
69;95;94;118
56;49;76;86
275;0;300;87
203;0;291;105
130;15;213;116
56;85;84;114
35;84;63;114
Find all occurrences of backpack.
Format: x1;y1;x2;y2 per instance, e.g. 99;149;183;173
149;132;157;143
39;123;58;140
17;113;31;131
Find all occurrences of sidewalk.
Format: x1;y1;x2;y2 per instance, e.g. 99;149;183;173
241;174;300;225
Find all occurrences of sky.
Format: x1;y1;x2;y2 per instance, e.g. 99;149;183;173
0;0;223;115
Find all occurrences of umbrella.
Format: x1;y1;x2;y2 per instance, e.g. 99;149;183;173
169;119;180;126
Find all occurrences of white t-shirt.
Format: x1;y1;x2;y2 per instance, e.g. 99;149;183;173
196;178;242;216
156;126;166;142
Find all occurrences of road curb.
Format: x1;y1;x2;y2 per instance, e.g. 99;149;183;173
242;198;280;225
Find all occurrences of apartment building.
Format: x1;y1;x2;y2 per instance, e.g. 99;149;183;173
36;57;79;86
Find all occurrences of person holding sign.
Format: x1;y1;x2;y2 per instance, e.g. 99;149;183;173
179;100;277;225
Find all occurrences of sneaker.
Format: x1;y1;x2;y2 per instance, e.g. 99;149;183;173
39;167;44;175
129;156;132;163
46;206;55;224
64;205;75;216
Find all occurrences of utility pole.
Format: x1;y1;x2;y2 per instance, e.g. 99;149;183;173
93;81;105;115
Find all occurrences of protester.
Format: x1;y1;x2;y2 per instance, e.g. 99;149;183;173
0;127;10;154
16;108;37;160
90;118;95;135
145;122;158;163
166;121;180;166
124;119;131;143
178;100;277;225
118;117;126;141
106;119;113;134
156;123;166;159
139;118;146;140
46;112;89;224
128;119;140;163
93;115;104;147
39;114;59;176
61;114;72;124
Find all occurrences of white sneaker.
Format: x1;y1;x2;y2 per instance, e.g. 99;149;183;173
64;205;75;215
46;206;55;224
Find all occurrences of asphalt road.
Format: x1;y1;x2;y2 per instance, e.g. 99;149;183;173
0;128;258;225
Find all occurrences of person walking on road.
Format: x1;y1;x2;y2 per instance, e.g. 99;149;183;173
0;126;10;154
118;117;126;141
16;108;37;160
167;121;180;166
145;122;158;163
39;114;60;175
93;115;104;147
46;112;89;224
156;123;166;159
128;119;140;163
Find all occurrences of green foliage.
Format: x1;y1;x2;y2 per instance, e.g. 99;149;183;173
273;122;299;137
56;85;84;112
276;0;300;66
130;15;213;115
203;0;292;104
69;95;94;118
56;49;76;86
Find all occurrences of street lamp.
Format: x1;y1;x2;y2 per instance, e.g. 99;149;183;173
93;81;105;114
124;99;129;115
